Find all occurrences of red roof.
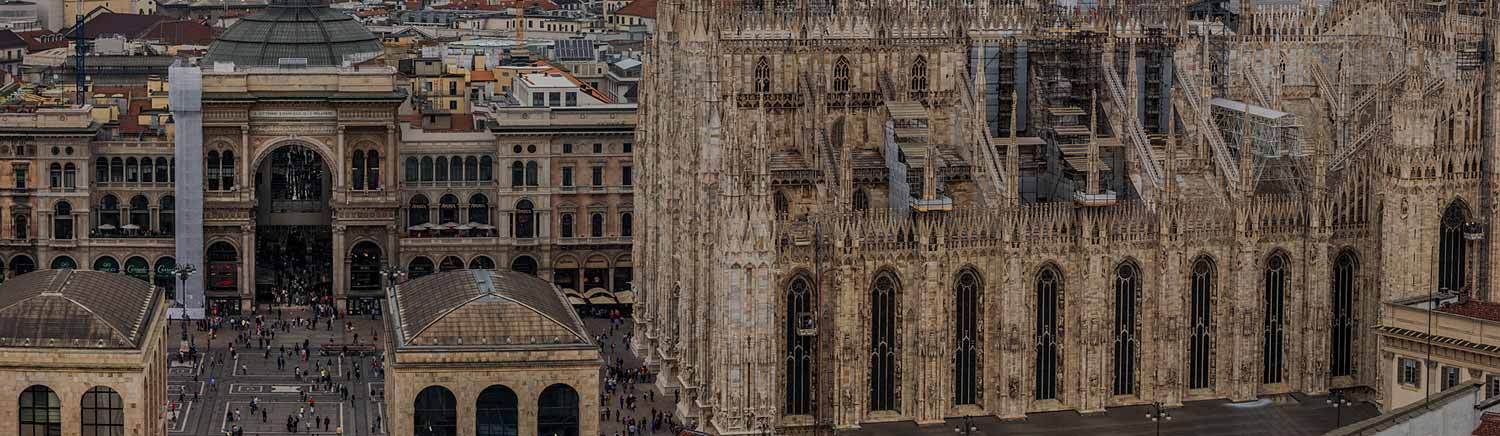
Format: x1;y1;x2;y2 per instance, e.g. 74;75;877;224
15;30;67;52
72;12;166;40
1475;412;1500;436
141;20;219;45
1439;299;1500;323
615;0;657;18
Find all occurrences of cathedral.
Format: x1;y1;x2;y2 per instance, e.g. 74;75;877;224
631;0;1500;433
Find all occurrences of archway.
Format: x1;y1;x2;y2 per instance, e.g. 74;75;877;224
511;255;537;276
92;256;119;273
537;384;579;436
155;257;176;300
11;254;35;276
438;256;464;272
51;256;77;270
414;386;456;436
476;385;518;436
124;256;150;282
469;256;495;270
408;257;435;280
254;143;334;306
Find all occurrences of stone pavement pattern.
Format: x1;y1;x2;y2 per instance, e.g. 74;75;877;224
168;307;388;436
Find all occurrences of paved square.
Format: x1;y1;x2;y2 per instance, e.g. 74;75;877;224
168;306;385;436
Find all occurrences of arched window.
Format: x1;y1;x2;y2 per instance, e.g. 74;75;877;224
754;57;771;93
1440;202;1468;291
128;195;149;231
81;386;123;436
1263;252;1289;384
869;270;900;411
19;385;60;436
220;150;235;190
514;199;534;238
620;212;632;237
1035;265;1062;400
155;157;168;183
510;255;537;276
560;213;574;238
421;157;434;181
480;156;494;181
590;213;604;237
449;156;462;182
406;157;419;182
910;55;929;94
350;242;382;291
1188;256;1216;390
469;256;495;270
367;150;381;189
785;273;816;415
408;256;435;279
1112;262;1141;396
125;157;138;182
11;254;34;276
537;384;579;436
465;156;478;181
159;196;174;235
98;195;120;231
953;268;980;405
92;256;119;273
48;163;60;188
439;194;459;224
53;201;72;240
435;156;449;182
525;161;539;186
1331;251;1358;378
511;161;524;187
413;386;457;436
352;150;367;190
51;255;77;270
109;157;123;183
773;191;789;219
63;164;75;188
439;256;464;272
832;56;851;94
476;385;518;436
409;195;430;227
852;189;869;211
468;194;490;225
205;151;220;190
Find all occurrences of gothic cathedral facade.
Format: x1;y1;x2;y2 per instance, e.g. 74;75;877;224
632;0;1500;434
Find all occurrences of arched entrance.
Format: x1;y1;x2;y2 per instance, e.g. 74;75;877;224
511;255;537;276
349;242;382;315
254;143;334;306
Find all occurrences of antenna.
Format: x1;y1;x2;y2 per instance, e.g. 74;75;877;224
73;0;86;104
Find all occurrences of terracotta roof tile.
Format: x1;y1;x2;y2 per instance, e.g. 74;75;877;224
615;0;657;18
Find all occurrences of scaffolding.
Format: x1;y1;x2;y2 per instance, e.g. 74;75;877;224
1210;98;1311;192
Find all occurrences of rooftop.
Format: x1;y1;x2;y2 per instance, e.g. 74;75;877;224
518;72;576;88
614;0;657;18
1438;299;1500;323
0;270;161;350
205;0;384;66
389;269;591;350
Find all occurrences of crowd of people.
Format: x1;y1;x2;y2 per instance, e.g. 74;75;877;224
168;295;382;436
597;309;678;436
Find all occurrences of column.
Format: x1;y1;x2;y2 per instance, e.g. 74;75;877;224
333;224;348;311
170;64;205;318
240;224;255;312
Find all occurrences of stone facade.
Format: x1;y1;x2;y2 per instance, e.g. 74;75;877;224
631;1;1500;434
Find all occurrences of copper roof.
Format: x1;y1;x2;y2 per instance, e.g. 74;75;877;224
0;270;160;349
391;270;590;349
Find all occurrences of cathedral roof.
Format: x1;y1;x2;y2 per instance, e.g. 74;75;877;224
0;270;161;350
390;269;590;349
204;0;384;67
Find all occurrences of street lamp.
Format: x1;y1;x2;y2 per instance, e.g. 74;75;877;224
1146;401;1171;436
954;415;978;436
172;264;196;342
1327;389;1352;428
